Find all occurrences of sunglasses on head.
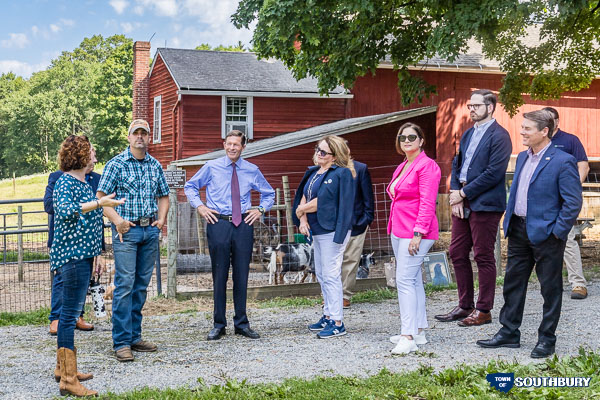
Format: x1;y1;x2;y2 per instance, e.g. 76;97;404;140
397;134;419;143
315;146;334;157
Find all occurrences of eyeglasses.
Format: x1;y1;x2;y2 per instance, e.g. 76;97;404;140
466;103;488;111
315;146;334;157
397;134;418;143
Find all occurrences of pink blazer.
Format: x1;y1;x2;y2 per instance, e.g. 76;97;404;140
386;151;441;240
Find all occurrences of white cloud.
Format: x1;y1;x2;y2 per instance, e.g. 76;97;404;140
31;26;39;36
133;5;144;15
172;23;181;32
120;22;142;33
0;59;49;77
171;36;181;47
135;0;178;17
176;23;254;50
1;33;30;49
60;18;75;27
50;24;61;33
182;0;237;23
109;0;129;14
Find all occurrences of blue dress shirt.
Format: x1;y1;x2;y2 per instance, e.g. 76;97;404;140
184;156;275;214
459;118;496;182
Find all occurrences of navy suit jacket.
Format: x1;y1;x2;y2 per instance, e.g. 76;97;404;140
503;145;582;245
351;161;374;236
44;170;102;248
293;165;355;244
451;120;512;212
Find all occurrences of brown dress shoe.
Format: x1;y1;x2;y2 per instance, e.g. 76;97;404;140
131;340;157;352
343;299;351;309
75;316;94;331
434;306;473;322
49;320;58;336
115;347;134;362
457;309;492;327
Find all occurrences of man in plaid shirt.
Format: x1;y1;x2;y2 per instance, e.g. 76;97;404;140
97;119;169;362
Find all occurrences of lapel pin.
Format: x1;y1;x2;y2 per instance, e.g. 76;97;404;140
545;157;550;160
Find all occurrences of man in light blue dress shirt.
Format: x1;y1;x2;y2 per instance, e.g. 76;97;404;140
184;130;275;341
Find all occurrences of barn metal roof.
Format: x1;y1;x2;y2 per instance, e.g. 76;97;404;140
172;106;437;167
153;48;348;95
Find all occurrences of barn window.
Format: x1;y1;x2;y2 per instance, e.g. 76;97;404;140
222;96;253;140
153;95;161;143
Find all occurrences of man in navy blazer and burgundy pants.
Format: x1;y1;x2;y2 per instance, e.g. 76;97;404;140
477;109;582;358
435;89;512;326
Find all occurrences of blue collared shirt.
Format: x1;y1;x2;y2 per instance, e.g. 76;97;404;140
97;147;170;221
514;141;553;217
459;118;496;182
184;156;275;214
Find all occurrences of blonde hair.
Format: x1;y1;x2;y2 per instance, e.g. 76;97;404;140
313;135;356;178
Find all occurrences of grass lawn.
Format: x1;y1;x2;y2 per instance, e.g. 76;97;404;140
97;348;599;399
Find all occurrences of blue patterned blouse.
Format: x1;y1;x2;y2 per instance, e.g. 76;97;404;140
49;173;103;271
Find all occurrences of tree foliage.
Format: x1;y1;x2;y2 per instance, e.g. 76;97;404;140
195;41;249;52
233;0;600;116
0;35;131;178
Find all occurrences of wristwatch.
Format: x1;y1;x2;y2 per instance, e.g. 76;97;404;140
413;232;422;238
257;206;265;214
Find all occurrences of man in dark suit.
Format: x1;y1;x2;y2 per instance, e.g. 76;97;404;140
435;89;512;326
476;109;582;358
340;160;374;308
44;146;101;335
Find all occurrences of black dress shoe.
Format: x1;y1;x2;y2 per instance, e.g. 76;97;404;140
235;327;260;339
476;334;520;349
207;327;226;341
531;342;555;358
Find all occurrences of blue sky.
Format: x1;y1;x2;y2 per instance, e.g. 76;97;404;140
0;0;255;78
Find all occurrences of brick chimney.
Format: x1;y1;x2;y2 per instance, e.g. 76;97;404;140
133;41;151;121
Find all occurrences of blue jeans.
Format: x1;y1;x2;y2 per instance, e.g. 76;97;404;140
50;267;90;322
57;258;93;349
111;224;159;350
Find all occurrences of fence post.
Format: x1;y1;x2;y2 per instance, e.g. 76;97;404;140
282;176;294;243
275;188;281;243
2;214;6;264
166;165;178;299
17;206;24;282
494;226;502;276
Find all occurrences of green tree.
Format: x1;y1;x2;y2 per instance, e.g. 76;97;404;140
233;0;600;116
195;41;247;52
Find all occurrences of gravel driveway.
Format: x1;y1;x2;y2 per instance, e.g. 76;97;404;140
1;282;598;399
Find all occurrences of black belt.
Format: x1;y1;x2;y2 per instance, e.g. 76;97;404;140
513;215;526;224
216;213;249;222
132;216;156;226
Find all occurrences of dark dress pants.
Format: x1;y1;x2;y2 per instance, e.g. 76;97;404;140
498;217;566;345
448;200;502;312
206;219;254;330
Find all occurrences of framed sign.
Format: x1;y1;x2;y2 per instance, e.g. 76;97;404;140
422;251;452;286
163;169;186;189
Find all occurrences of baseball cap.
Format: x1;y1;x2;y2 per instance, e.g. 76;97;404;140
128;119;150;135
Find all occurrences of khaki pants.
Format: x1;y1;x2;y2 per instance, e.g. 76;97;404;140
564;226;587;289
341;229;368;300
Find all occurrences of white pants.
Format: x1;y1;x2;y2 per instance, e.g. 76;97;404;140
564;226;587;288
314;231;350;321
391;234;435;336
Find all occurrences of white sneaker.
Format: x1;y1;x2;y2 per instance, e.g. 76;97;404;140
390;333;427;345
391;336;418;354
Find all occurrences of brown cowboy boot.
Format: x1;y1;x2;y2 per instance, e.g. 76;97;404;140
54;347;93;382
58;347;98;397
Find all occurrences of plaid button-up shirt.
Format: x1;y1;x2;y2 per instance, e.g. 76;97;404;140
98;147;170;221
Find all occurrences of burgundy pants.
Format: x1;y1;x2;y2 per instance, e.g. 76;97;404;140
448;204;502;312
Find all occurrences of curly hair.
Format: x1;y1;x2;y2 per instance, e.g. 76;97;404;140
58;135;91;172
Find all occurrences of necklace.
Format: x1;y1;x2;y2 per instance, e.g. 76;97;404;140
307;170;326;200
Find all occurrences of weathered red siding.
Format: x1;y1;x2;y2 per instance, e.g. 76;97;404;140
147;54;179;167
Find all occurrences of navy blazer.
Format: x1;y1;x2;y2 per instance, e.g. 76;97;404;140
351;161;375;236
293;165;355;244
44;170;102;248
451;120;512;212
503;146;582;245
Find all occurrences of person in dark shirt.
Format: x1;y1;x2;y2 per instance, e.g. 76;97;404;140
44;146;101;335
543;107;590;300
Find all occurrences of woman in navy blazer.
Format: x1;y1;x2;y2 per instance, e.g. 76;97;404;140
387;123;441;355
293;135;355;339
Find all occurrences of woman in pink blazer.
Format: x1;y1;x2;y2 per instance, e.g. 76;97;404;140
386;122;441;355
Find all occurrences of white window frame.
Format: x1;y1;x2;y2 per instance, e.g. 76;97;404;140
221;96;253;140
153;95;162;143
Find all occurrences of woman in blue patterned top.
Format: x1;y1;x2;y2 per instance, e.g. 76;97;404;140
51;135;124;397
